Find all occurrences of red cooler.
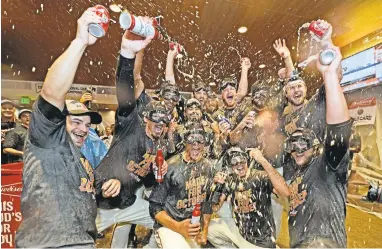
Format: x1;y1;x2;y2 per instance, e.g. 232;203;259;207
1;162;23;248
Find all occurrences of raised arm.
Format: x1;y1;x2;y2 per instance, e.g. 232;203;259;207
249;148;290;198
133;50;145;99
316;46;348;124
273;39;295;77
165;42;180;85
117;28;153;116
236;57;251;103
41;8;100;111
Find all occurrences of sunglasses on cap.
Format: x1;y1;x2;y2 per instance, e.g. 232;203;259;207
185;133;206;145
147;110;171;124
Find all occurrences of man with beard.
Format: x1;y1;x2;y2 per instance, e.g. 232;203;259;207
206;91;219;115
3;109;31;162
95;26;170;247
16;8;120;248
172;98;222;159
285;45;351;248
208;147;289;248
212;58;251;134
149;124;216;248
230;84;285;159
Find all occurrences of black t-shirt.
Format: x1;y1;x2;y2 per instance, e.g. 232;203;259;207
288;119;353;248
2;124;28;163
225;169;276;248
16;96;98;248
149;154;215;229
282;85;326;142
96;54;168;209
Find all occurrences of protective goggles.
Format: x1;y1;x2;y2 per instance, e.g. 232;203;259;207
219;81;237;92
147;110;171;124
186;100;202;110
184;133;206;145
284;137;314;153
229;154;247;167
161;90;180;102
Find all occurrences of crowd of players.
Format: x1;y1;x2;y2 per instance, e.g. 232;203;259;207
14;9;353;249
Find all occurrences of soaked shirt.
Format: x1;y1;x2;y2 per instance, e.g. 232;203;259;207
282;85;326;142
96;55;170;210
149;154;215;229
16;96;99;248
225;169;276;248
288;120;353;248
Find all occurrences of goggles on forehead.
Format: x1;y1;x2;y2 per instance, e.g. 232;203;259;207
185;133;206;145
147;110;171;124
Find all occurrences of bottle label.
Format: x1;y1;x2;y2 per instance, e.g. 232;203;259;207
191;215;200;224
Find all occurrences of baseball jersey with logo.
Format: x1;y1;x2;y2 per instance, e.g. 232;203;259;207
149;154;215;229
16;96;99;248
225;169;276;248
288;120;352;248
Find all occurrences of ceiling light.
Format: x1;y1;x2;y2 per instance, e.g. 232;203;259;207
238;26;248;34
109;4;122;13
105;107;109;110
209;82;216;86
259;64;266;69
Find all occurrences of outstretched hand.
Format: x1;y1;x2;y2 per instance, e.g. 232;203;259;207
273;39;291;59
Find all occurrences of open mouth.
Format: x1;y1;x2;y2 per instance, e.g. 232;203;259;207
293;92;303;99
154;124;163;134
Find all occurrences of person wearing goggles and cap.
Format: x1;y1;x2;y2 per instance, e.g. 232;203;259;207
284;43;352;248
172;98;222;159
280;23;337;143
211;58;251;137
95;24;170;248
16;9;121;248
149;123;217;248
208;147;289;248
192;80;209;111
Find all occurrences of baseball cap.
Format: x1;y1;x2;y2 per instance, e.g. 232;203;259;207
1;100;16;106
65;100;102;124
192;81;209;92
18;109;32;119
185;98;202;110
251;83;271;96
219;77;237;92
143;101;172;124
